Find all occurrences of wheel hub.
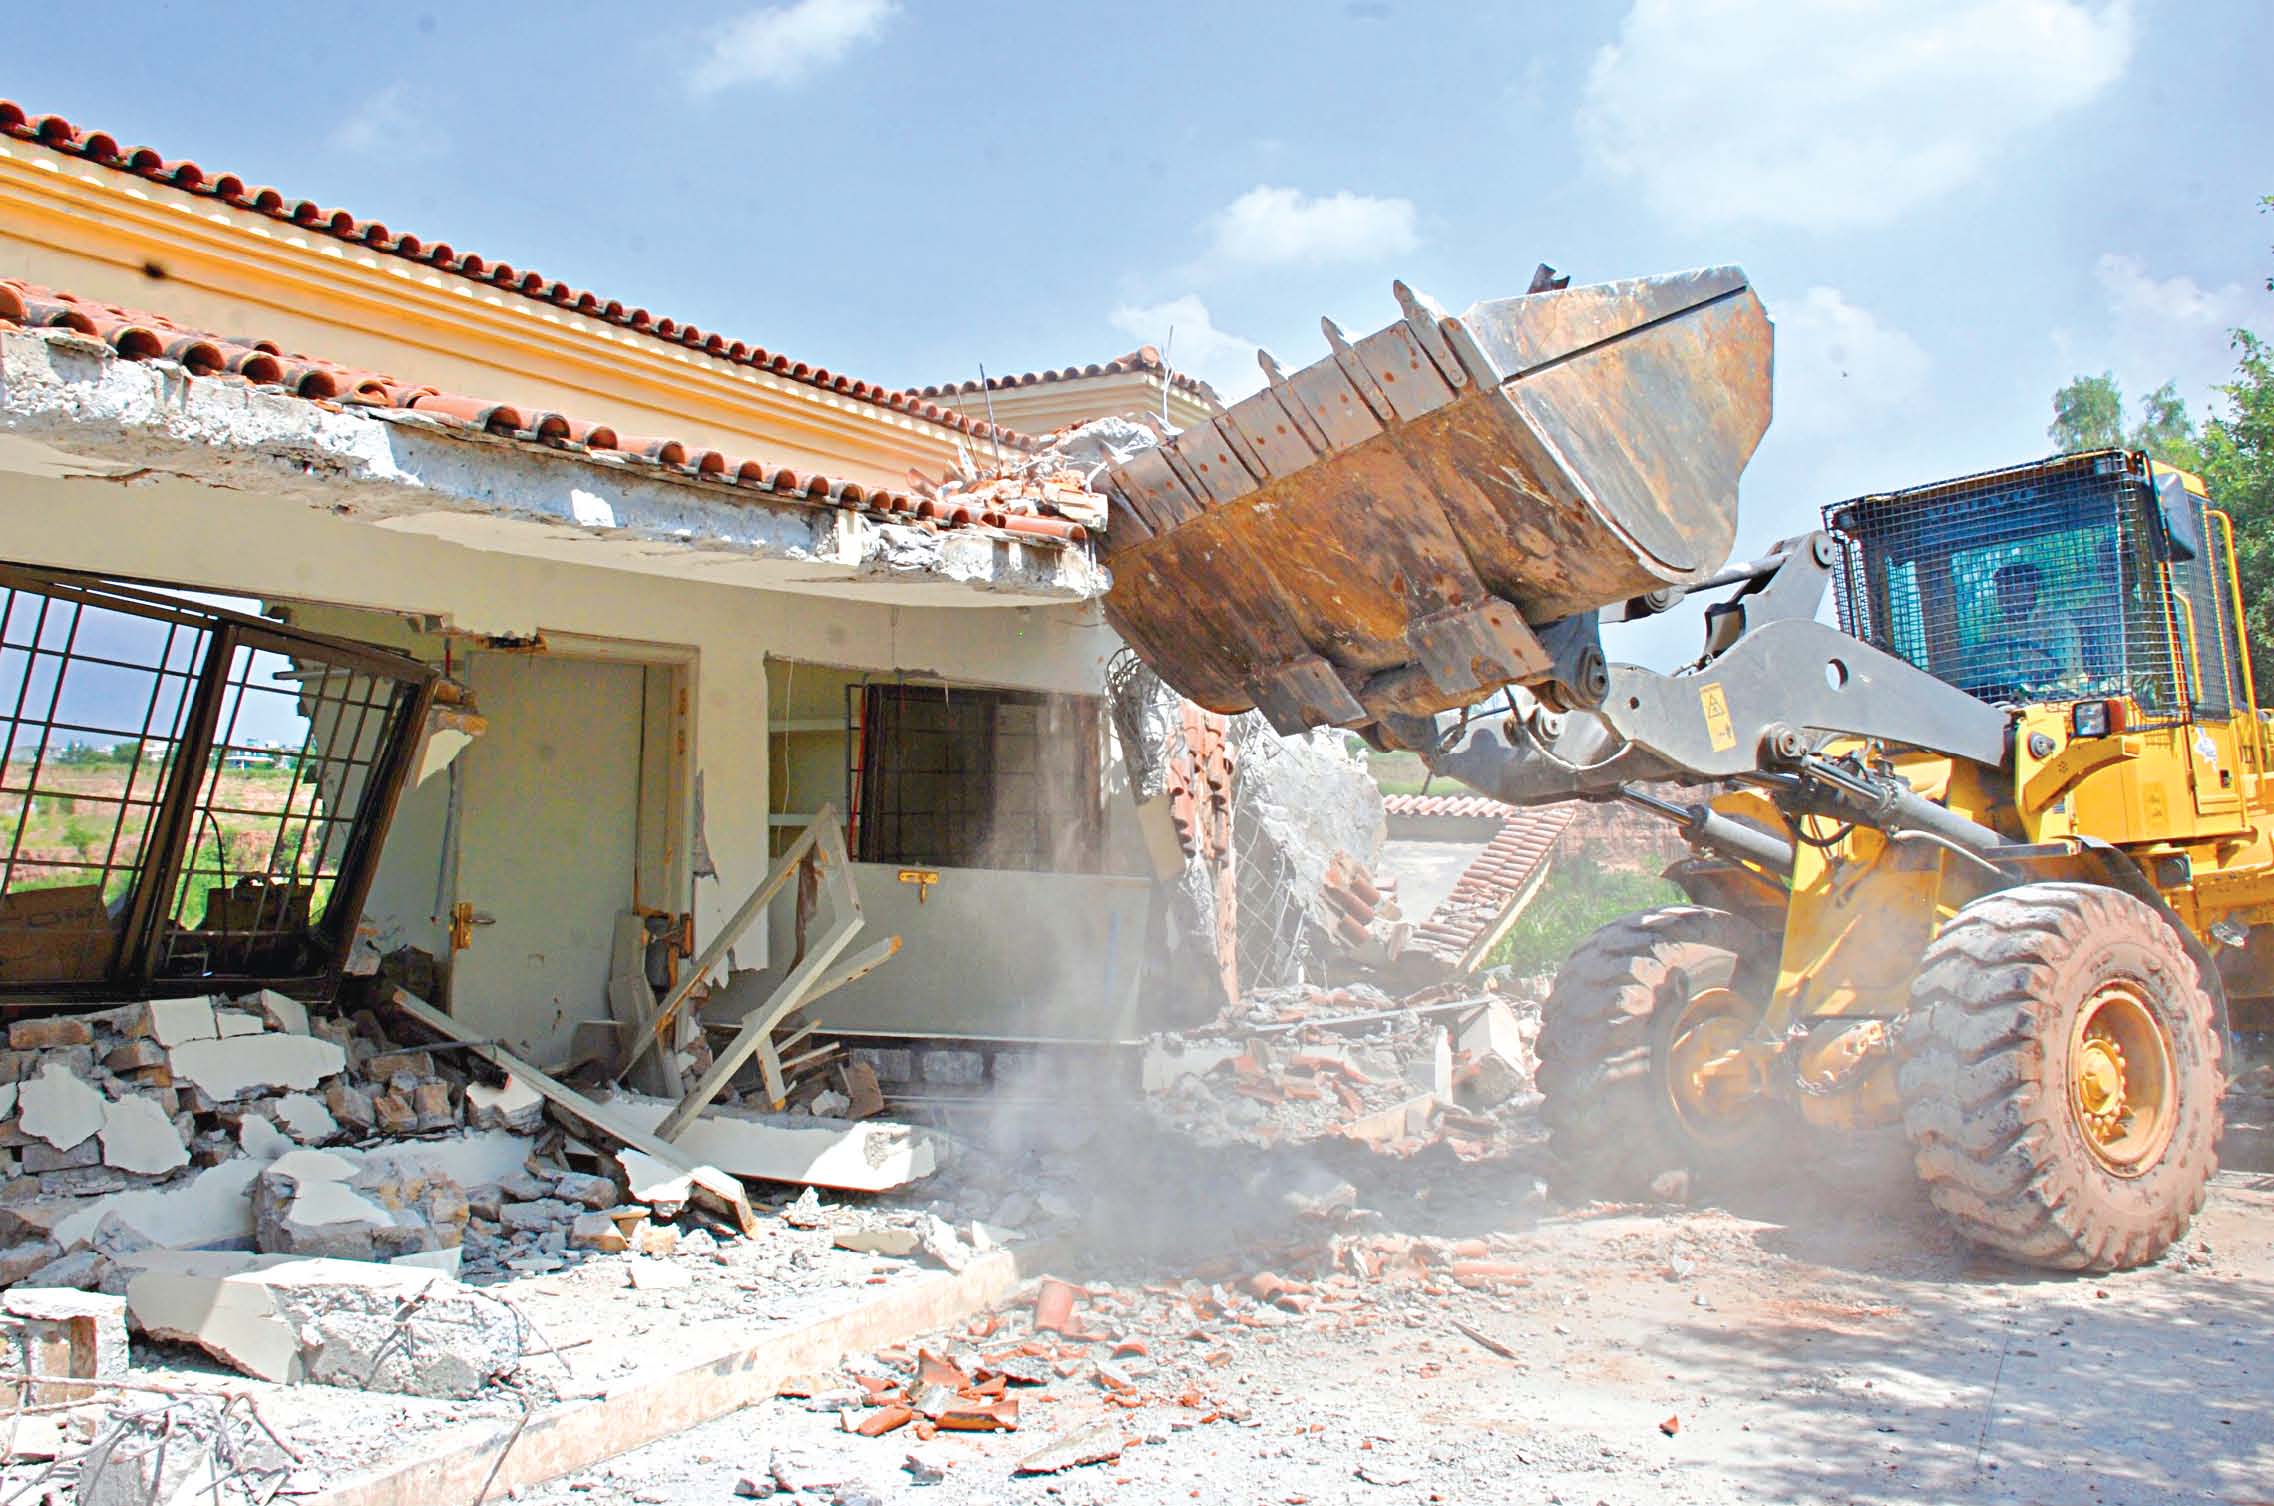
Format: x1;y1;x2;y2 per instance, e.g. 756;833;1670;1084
2067;982;2178;1175
1665;986;1767;1143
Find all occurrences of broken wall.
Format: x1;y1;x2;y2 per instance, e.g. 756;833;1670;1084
0;465;1128;1062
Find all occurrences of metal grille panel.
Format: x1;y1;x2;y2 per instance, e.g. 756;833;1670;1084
1825;451;2188;720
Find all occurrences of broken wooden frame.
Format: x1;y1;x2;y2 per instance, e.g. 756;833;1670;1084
0;563;436;1003
609;805;900;1133
657;807;875;1138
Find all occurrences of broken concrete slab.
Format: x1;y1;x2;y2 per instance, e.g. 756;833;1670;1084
78;1407;291;1506
137;996;220;1048
274;1091;339;1143
834;1227;921;1257
248;989;309;1035
606;1093;947;1193
465;1074;545;1133
239;1112;295;1161
18;1061;105;1149
615;1148;759;1236
51;1156;267;1249
121;1250;522;1396
570;1213;627;1252
98;1091;189;1175
168;1033;345;1100
215;1009;266;1038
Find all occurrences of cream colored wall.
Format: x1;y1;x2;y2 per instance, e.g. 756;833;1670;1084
0;470;1127;1038
0;137;981;491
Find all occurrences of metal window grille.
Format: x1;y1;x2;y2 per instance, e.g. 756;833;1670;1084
1824;451;2191;723
855;683;1103;873
0;564;435;1001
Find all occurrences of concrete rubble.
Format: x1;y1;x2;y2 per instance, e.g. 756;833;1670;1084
1144;977;1545;1158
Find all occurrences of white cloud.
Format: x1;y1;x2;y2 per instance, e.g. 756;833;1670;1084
1772;286;1930;434
2090;252;2260;398
1577;0;2134;230
1205;186;1419;268
331;84;432;156
1109;296;1266;404
689;0;897;95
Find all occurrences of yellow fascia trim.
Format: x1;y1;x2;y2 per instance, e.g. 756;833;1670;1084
0;138;974;485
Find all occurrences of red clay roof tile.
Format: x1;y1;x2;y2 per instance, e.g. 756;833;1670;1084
916;346;1222;407
0;277;1090;548
0;98;1031;452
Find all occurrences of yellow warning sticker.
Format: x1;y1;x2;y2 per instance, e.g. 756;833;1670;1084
1700;682;1736;753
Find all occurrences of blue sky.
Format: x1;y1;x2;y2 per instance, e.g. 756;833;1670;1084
10;0;2270;639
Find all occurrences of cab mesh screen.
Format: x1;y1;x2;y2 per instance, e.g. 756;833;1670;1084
1823;452;2193;723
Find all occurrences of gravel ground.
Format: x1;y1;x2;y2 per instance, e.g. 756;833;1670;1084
505;1123;2274;1506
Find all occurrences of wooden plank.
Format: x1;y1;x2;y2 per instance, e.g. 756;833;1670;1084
389;990;697;1175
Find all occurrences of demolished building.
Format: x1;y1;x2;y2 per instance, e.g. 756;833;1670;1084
0;99;1396;1181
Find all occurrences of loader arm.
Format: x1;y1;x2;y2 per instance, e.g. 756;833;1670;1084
1099;268;2014;859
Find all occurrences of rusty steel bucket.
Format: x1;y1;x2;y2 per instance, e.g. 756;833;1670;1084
1098;266;1773;736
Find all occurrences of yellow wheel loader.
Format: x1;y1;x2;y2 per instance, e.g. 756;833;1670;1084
1097;265;2267;1272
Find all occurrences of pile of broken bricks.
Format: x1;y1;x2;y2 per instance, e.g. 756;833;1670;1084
1143;979;1544;1159
788;1228;1548;1490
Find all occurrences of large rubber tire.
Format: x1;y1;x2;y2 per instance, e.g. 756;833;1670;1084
1897;882;2223;1272
1536;905;1782;1197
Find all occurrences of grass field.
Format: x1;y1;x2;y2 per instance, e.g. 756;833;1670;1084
1;755;329;919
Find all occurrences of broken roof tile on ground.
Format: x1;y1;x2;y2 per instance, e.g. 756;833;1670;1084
0;99;1030;450
0;279;1092;545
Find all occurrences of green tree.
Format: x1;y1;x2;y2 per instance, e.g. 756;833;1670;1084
2048;372;2200;466
2191;197;2274;655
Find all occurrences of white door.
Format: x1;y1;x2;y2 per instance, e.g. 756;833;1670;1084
452;653;643;1064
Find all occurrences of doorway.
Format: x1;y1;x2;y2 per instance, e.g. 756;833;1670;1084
450;648;683;1064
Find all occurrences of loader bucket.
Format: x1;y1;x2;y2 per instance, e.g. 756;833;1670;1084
1098;266;1773;735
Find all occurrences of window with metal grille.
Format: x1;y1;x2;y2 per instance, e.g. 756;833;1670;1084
0;565;435;1000
1825;452;2196;721
854;683;1103;873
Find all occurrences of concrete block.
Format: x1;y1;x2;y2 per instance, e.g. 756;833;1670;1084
500;1199;573;1234
3;1287;126;1402
104;1039;168;1073
275;1092;338;1144
0;1238;63;1284
373;1092;417;1135
214;1010;266;1038
137;997;219;1048
22;1247;107;1291
608;1094;947;1193
0;1083;17;1121
122;1251;521;1396
7;1017;91;1050
549;1172;618;1210
22;1136;100;1173
411;1080;456;1131
365;1049;436;1082
19;1063;105;1149
465;1076;545;1133
569;1212;626;1252
169;1034;344;1100
248;989;309;1035
326;1081;377;1132
99;1093;189;1175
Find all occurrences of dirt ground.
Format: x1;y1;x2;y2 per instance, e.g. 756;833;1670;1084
508;1125;2274;1506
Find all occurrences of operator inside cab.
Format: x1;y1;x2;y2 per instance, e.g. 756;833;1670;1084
1977;560;2086;694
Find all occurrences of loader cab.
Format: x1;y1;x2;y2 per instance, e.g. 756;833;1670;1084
1823;450;2252;729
